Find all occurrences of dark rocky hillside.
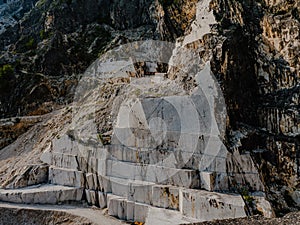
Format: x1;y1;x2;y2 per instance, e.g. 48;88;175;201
0;0;299;223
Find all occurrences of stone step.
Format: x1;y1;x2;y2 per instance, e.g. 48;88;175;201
110;179;180;211
51;135;107;158
41;151;105;174
109;177;154;205
108;145;203;170
108;177;246;216
152;184;180;210
41;152;79;170
180;189;247;221
49;166;85;188
106;159;200;188
107;193;202;224
87;176;180;210
0;184;83;204
107;139;228;173
85;189;107;209
106;194;157;223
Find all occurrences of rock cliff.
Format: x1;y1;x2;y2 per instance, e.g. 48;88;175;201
0;0;299;223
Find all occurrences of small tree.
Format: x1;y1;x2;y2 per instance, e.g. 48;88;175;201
0;64;14;79
0;64;14;92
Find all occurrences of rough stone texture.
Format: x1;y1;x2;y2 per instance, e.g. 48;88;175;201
0;109;73;189
0;0;299;223
106;159;200;188
152;185;180;210
180;189;247;221
5;164;48;189
85;189;97;206
49;166;84;188
0;207;95;225
0;184;83;204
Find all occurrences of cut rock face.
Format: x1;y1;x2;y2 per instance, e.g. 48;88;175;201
12;38;270;223
0;185;83;204
34;39;259;223
0;36;267;223
4;164;49;189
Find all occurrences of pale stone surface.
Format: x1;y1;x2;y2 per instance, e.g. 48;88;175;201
41;152;78;170
145;207;201;225
98;175;111;193
180;189;247;221
110;177;129;198
52;135;79;155
0;185;83;204
85;189;97;206
107;194;149;223
108;194;122;219
106;159;199;188
128;180;153;205
97;159;106;175
182;0;217;45
107;194;127;221
152;185;180;210
49;167;84;188
5;164;49;189
200;171;216;191
32;39;264;224
109;177;154;205
253;195;275;218
98;191;107;209
126;200;135;221
85;173;98;190
134;202;149;223
291;190;300;207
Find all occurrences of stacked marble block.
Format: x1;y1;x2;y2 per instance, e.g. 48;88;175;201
107;136;229;192
105;178;246;222
41;134;247;223
0;185;83;204
104;143;246;222
41;135;108;208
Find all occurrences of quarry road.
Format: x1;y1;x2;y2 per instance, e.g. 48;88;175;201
0;202;127;225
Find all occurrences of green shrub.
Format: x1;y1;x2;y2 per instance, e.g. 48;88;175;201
25;37;35;49
0;64;14;92
40;30;47;39
0;64;14;79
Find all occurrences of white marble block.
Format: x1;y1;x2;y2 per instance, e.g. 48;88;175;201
98;175;111;193
49;167;84;188
107;194;127;220
85;173;98;190
152;185;180;210
0;185;83;204
134;202;149;223
85;189;97;205
106;160;199;188
180;189;247;221
128;180;153;205
200;171;216;191
98;191;107;208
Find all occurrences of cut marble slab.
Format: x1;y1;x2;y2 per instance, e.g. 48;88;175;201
0;185;83;204
49;167;85;188
145;206;202;225
180;189;247;221
107;194;149;223
106;159;200;188
41;152;79;170
85;189;97;206
152;185;180;210
109;177;155;205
